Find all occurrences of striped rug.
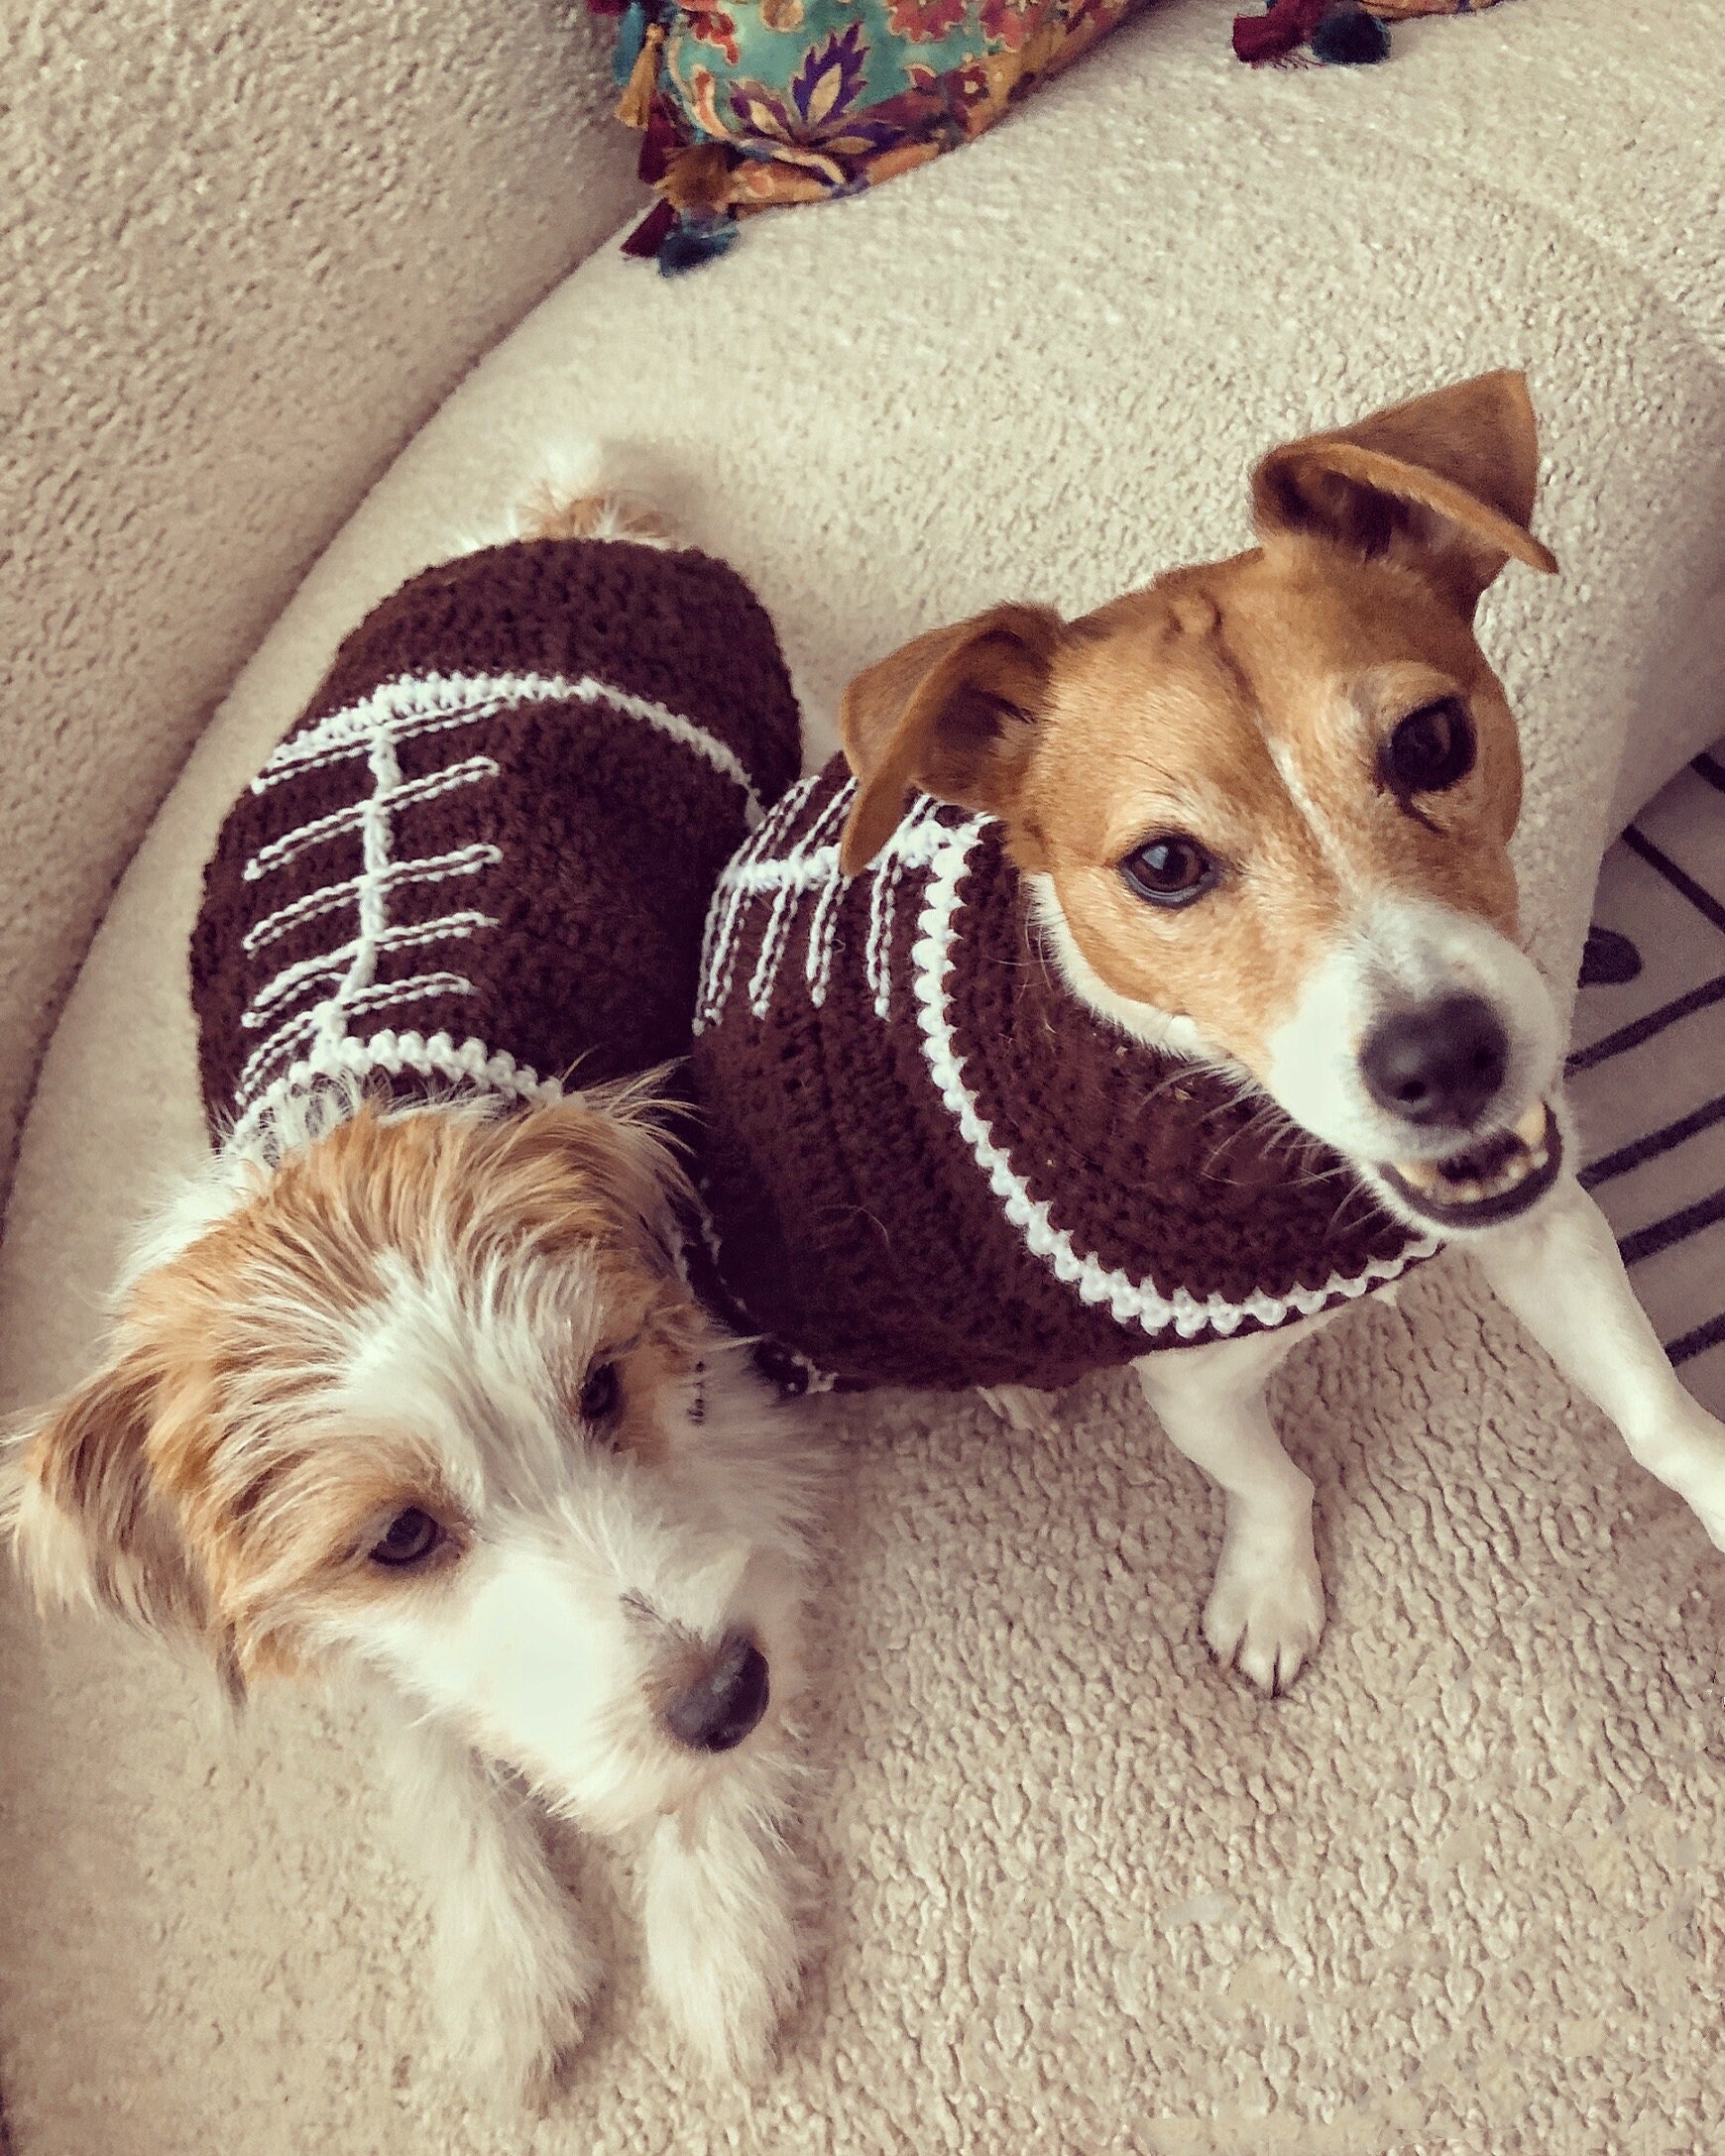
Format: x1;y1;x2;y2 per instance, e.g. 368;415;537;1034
1570;741;1725;1418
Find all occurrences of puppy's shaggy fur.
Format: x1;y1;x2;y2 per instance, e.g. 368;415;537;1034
3;496;823;2104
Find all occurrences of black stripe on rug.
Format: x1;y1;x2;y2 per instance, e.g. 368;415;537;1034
1580;1093;1725;1191
1668;1309;1725;1368
1566;971;1725;1075
1618;1186;1725;1269
1621;827;1725;934
1691;750;1725;799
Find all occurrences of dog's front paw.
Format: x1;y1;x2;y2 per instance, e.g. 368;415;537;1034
643;1817;804;2081
1203;1526;1325;1696
437;1919;601;2110
650;1930;796;2082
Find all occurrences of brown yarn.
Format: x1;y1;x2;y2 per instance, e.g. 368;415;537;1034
192;536;801;1144
690;767;1436;1392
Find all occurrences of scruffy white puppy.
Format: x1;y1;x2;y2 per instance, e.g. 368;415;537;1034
2;490;820;2101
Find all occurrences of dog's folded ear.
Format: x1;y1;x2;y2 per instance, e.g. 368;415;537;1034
3;1350;214;1654
1251;369;1559;610
500;1083;692;1282
838;603;1066;875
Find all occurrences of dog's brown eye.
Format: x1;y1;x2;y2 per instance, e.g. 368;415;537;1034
1384;699;1475;795
1120;834;1217;908
579;1361;621;1425
370;1507;443;1568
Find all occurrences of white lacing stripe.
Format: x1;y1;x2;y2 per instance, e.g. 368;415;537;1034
243;845;501;956
910;818;1439;1342
255;669;762;824
864;797;940;1022
694;784;957;1033
695;773;821;1032
746;781;856;1019
244;758;499;879
242;912;496;1026
226;1028;562;1162
236;972;479;1103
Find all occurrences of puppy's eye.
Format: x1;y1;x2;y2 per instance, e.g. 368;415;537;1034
1119;834;1218;908
369;1507;443;1568
579;1360;621;1426
1383;699;1475;795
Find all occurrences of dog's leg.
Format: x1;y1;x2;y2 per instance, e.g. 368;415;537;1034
387;1712;600;2105
1473;1177;1725;1547
641;1775;806;2080
1135;1327;1323;1694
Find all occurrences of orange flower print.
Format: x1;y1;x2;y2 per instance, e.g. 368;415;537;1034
887;0;969;43
684;2;742;67
980;0;1055;52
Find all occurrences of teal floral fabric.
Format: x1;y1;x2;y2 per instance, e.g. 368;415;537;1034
595;0;1151;237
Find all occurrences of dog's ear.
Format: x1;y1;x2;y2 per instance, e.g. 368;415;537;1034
1251;369;1558;610
496;1084;691;1282
3;1347;211;1648
838;603;1066;874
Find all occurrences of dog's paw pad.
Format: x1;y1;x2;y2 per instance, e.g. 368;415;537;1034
1203;1546;1325;1697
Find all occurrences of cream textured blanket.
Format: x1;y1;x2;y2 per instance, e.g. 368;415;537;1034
4;2;1724;2149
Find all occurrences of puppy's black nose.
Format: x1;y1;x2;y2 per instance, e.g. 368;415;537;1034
1360;993;1509;1130
662;1633;770;1754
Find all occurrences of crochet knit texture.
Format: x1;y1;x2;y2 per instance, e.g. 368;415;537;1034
690;764;1438;1392
192;536;801;1157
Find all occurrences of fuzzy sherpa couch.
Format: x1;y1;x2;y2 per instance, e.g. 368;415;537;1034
4;3;1724;2151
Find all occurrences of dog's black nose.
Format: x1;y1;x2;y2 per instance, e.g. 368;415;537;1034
1360;993;1509;1130
662;1633;770;1754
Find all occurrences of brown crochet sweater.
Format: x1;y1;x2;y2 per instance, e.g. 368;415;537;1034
192;536;800;1160
689;766;1439;1392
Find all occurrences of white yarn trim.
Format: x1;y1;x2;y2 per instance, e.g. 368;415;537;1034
243;845;502;957
253;669;763;825
236;972;481;1102
694;782;957;1033
748;781;855;1018
229;656;762;1136
910;818;1440;1342
226;1028;562;1163
244;757;499;880
243;911;495;1026
695;773;820;1031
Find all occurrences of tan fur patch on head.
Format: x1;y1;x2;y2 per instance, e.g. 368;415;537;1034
832;373;1552;1085
519;488;680;547
12;1085;696;1682
1019;545;1525;1076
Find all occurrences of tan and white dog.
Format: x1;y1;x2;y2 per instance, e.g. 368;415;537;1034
680;369;1725;1704
1;494;821;2104
841;369;1725;1689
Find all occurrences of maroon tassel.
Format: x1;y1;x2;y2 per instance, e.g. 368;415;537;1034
621;198;677;260
637;104;681;186
1232;0;1325;61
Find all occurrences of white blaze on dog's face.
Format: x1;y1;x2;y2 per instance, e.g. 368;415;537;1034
837;371;1567;1232
3;1094;816;1832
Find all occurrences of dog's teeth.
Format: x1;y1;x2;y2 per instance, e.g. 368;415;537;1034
1446;1178;1484;1204
1395;1159;1439;1191
1513;1099;1550;1146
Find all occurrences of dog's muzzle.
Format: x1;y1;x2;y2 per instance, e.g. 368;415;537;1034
1378;1097;1561;1228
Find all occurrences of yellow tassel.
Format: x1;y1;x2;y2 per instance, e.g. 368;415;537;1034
615;23;664;132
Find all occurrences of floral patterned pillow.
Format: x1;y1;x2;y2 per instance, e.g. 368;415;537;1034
589;0;1153;271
